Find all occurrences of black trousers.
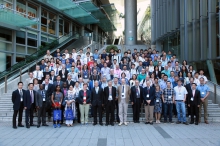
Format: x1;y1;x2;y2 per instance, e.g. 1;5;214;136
115;100;120;122
190;104;199;123
105;102;115;124
38;102;47;125
61;105;65;124
13;102;24;127
133;98;141;122
25;103;35;125
75;102;81;123
173;104;177;116
93;104;102;123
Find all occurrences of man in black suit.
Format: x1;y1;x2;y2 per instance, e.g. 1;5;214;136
44;79;54;122
185;77;194;119
12;82;26;129
54;75;63;89
36;84;49;128
188;83;201;125
66;74;75;88
59;64;68;82
91;81;104;126
50;70;56;82
103;80;116;126
24;83;37;128
130;80;143;123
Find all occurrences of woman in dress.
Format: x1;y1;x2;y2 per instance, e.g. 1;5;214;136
130;74;137;87
33;78;39;91
178;71;184;85
184;72;192;85
105;55;112;67
149;61;154;73
154;85;162;123
51;85;63;128
153;66;161;79
64;85;76;127
188;65;195;76
150;73;155;85
76;60;82;78
181;65;188;78
182;60;189;70
81;64;89;83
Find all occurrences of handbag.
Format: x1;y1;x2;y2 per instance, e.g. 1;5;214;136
53;109;62;121
65;108;74;120
52;102;60;108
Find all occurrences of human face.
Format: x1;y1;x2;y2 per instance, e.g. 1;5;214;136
18;83;23;89
94;81;98;87
29;84;33;90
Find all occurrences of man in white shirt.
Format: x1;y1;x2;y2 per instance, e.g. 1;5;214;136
194;72;200;86
86;47;93;56
54;63;60;77
72;48;78;61
68;66;78;82
33;65;44;84
140;76;152;88
174;80;188;125
83;52;91;65
44;50;53;60
63;49;69;59
198;69;208;83
25;72;34;89
121;66;130;80
78;49;85;60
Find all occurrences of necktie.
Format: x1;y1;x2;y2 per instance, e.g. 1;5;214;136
19;90;22;96
58;81;60;85
109;87;112;95
122;86;124;93
30;91;33;103
193;90;195;97
56;68;58;75
36;71;39;78
136;87;139;97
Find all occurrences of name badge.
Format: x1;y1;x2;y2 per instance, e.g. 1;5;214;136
202;92;205;94
122;93;125;96
85;75;87;78
108;95;112;100
146;94;149;98
156;99;159;102
178;93;181;96
168;96;172;99
43;98;45;101
62;75;65;78
83;97;86;100
191;97;193;101
21;98;23;102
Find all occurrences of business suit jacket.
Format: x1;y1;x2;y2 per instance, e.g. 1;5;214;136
91;87;104;106
143;86;155;106
53;81;63;89
66;80;75;88
118;85;130;104
36;89;48;107
50;76;56;82
12;89;26;110
153;71;161;79
130;86;143;103
158;66;164;72
103;86;116;105
59;69;68;82
24;90;37;109
187;89;201;106
78;90;91;104
43;83;54;97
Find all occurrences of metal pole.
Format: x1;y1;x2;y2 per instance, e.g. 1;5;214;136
214;84;216;104
20;68;22;82
5;76;7;93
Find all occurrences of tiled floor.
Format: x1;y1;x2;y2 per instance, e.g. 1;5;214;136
0;121;220;146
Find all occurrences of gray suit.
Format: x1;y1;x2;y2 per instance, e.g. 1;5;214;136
36;89;47;125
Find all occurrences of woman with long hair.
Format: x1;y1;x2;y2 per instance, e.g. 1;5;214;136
82;64;89;83
154;85;163;124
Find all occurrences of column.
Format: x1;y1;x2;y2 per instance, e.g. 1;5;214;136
125;0;137;45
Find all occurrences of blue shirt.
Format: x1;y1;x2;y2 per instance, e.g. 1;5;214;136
151;54;158;61
168;77;175;83
159;80;167;90
162;70;170;77
197;84;210;98
93;53;99;61
172;81;178;88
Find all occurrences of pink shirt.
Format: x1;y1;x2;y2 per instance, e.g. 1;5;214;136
114;69;122;78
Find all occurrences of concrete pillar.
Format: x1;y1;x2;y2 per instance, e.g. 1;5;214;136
125;0;137;45
80;26;84;36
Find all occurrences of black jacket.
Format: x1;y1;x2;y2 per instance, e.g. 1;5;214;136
78;90;91;104
130;86;143;103
187;89;201;106
12;89;26;110
91;87;104;106
24;90;37;109
143;86;155;106
103;86;116;105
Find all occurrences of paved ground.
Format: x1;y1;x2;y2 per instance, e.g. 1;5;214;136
0;122;220;146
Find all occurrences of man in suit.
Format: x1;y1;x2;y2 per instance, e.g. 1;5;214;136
61;82;68;124
118;78;130;126
91;81;104;126
188;83;201;125
112;77;120;123
66;74;75;88
59;64;68;82
103;80;116;126
185;77;194;120
130;80;143;123
36;84;49;128
12;82;26;129
44;79;54;122
143;81;155;125
50;70;56;82
24;83;37;128
54;75;63;89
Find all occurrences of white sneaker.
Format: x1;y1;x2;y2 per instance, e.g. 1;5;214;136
118;122;123;126
158;121;161;124
156;120;158;124
124;122;127;126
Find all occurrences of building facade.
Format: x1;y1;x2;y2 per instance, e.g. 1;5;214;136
151;0;220;83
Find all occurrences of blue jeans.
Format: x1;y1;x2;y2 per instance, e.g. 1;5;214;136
163;103;173;122
176;101;186;122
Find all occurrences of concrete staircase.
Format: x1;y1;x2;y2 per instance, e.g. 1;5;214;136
1;90;220;122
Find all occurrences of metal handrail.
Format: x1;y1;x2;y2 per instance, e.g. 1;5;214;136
207;81;220;105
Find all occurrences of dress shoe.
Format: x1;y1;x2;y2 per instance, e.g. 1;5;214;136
124;122;128;126
190;122;194;124
99;123;103;126
205;121;209;124
18;124;24;127
183;122;188;125
48;118;51;122
145;122;150;124
93;123;97;126
111;123;114;126
105;123;109;126
150;122;153;125
176;121;181;124
118;122;123;126
26;125;30;128
37;125;40;128
30;124;36;126
136;121;140;123
134;121;137;123
195;122;198;125
13;126;17;129
42;124;49;126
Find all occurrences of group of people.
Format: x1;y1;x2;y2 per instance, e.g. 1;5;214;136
12;47;210;129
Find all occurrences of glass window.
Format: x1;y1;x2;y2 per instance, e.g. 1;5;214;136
48;21;56;35
27;38;37;47
28;3;38;29
0;41;12;52
41;9;47;18
28;33;37;39
0;29;12;41
16;31;26;45
27;47;37;54
41;36;47;42
59;25;63;36
16;45;25;53
64;21;69;34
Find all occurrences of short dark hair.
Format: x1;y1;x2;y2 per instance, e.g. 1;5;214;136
18;82;23;85
28;83;33;86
